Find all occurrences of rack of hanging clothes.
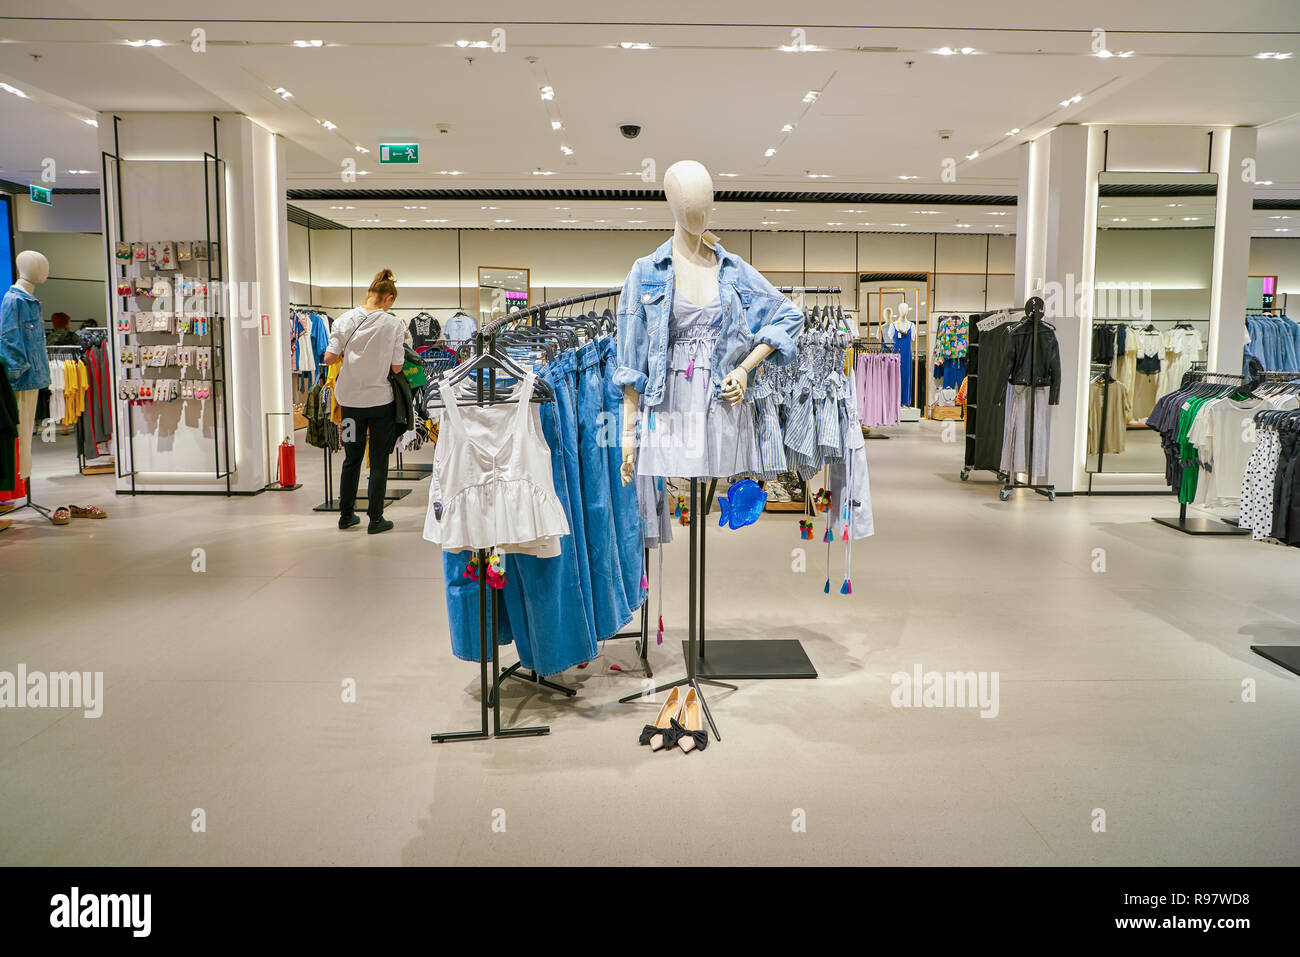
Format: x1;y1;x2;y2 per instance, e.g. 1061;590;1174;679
288;305;331;384
959;300;1059;500
388;338;462;480
1242;373;1300;553
931;313;970;399
427;287;652;744
1148;369;1273;535
850;338;901;433
1243;308;1300;377
45;328;114;475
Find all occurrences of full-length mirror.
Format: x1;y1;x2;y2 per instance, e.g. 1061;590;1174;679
1086;171;1217;476
477;266;530;326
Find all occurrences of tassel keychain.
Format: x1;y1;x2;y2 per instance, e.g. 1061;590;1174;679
823;490;833;594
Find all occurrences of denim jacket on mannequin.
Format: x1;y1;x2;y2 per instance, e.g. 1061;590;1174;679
0;285;50;392
615;238;803;407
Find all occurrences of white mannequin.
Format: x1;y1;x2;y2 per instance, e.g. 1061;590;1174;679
16;249;50;293
893;301;912;334
620;160;775;484
8;251;50;484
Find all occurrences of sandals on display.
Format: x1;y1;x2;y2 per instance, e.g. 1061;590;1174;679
52;506;71;526
70;505;107;519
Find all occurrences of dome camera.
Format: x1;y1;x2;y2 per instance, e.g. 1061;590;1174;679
620;123;642;139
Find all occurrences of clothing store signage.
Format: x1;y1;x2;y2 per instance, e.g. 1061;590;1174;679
28;183;53;206
379;143;420;164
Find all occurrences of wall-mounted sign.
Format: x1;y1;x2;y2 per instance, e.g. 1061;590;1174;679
379;144;419;165
29;184;53;206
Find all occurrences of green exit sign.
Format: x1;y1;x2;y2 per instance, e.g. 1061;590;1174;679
379;143;419;164
29;183;53;206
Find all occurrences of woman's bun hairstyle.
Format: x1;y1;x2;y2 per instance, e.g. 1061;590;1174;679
368;268;397;300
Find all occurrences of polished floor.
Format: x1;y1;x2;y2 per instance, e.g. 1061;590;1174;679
1;423;1298;866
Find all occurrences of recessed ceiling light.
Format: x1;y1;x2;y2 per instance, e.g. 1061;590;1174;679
914;210;941;215
1112;217;1128;222
966;151;979;160
1268;215;1291;219
1005;128;1021;136
891;223;908;227
65;169;93;175
1;81;31;97
395;219;407;223
802;90;821;103
898;175;918;180
761;220;780;225
560;219;578;223
619;41;652;50
826;221;844;226
1257;180;1274;185
532;170;555;176
560;144;574;155
858;222;874;227
1167;203;1181;207
955;223;972;228
438;170;463;176
807;172;831;178
986;211;1009;216
629;219;645;223
1150;217;1161;221
424;218;448;223
1094;49;1134;58
293;39;324;47
273;87;293;99
318;119;337;130
540;86;555;101
354;145;369;153
717;172;739;177
764;148;777;157
1256;52;1293;59
1183;216;1200;221
146;39;163;47
125;40;146;47
1275;227;1291;231
1059;94;1083;107
84;118;99;127
356;171;369;176
782;124;794;132
495;219;512;223
481;206;498;210
990;224;1003;228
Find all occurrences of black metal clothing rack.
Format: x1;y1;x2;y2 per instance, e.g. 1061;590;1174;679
432;285;647;743
1152;370;1253;535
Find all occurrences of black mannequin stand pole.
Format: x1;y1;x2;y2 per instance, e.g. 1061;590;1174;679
617;478;737;740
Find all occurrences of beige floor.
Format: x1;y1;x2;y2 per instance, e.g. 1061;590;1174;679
1;423;1298;866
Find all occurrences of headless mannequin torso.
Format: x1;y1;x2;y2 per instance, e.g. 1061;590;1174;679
619;161;775;484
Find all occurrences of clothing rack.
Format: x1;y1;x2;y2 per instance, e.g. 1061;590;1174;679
432;285;648;744
46;341;114;476
849;337;894;440
1151;370;1252;535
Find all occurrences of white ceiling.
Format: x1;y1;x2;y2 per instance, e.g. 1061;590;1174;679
1;0;1299;233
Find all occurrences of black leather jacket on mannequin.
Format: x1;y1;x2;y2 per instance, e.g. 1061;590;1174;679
1008;318;1062;404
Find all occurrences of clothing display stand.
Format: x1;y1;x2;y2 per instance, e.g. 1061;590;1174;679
999;297;1055;503
960;309;1010;484
1152;370;1252;535
1251;645;1300;678
433;286;647;743
310;444;410;512
850;338;895;440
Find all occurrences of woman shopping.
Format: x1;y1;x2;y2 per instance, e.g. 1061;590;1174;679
322;268;406;534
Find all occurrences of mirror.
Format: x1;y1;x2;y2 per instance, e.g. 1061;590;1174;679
859;278;926;415
478;266;530;325
1086;171;1217;475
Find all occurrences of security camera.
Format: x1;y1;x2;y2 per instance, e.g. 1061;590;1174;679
620;123;642;139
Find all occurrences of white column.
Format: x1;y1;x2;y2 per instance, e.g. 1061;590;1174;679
1208;126;1256;372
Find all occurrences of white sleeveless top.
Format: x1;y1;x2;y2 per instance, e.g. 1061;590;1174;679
422;372;570;557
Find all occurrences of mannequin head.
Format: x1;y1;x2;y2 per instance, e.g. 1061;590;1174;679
664;160;713;236
16;250;50;285
897;302;911;321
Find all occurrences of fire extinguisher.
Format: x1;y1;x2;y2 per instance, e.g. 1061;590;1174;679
276;436;296;488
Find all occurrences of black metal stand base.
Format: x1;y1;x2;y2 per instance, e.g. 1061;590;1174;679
1152;516;1249;536
687;638;818;680
313;488;411;512
387;468;431;481
487;663;577;707
264;483;302;492
1251;645;1300;677
617;676;737;742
